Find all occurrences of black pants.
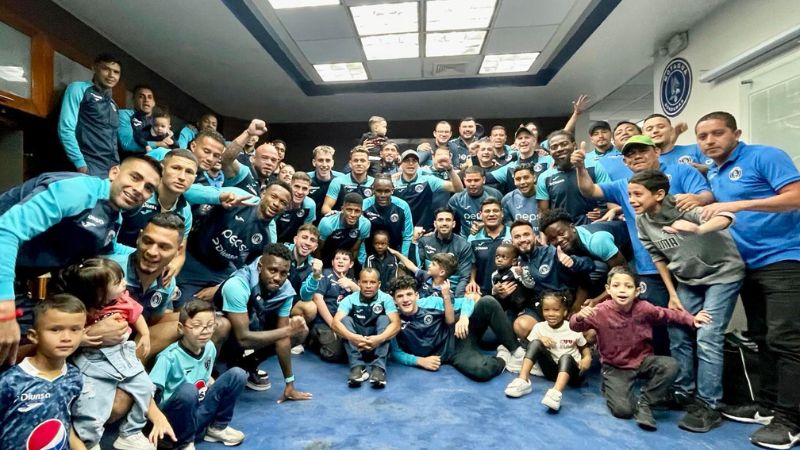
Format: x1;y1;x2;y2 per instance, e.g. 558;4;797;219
449;296;519;382
740;260;800;425
526;339;582;386
601;355;679;419
638;274;670;356
308;322;347;363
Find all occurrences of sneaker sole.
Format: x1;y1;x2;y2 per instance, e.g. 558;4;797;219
721;412;773;425
370;380;386;389
636;421;658;431
678;417;723;433
245;381;272;391
348;371;369;387
504;386;532;398
541;398;561;411
113;439;155;450
749;435;800;450
203;435;245;446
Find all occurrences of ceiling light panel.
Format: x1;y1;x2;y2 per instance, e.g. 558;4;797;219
479;52;540;74
361;33;419;60
269;0;340;9
313;62;368;82
426;31;486;57
351;2;418;36
426;0;496;31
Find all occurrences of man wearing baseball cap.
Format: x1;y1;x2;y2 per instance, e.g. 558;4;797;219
394;149;463;230
585;121;630;181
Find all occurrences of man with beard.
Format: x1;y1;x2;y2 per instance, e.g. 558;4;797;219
585;121;630;181
248;143;282;191
394;149;463;231
489;126;517;168
501;164;540;230
448;166;502;237
537;130;613;224
468;140;506;193
176;180;292;306
322;146;374;214
317;193;371;267
416;208;474;297
214;243;312;400
466;198;511;297
284;224;321;330
368;142;400;177
307;145;344;222
486;126;553;193
0;155;162;365
448;117;479;170
275;172;316;244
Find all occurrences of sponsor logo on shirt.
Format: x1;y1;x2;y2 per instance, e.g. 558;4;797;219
729;166;743;181
18;402;44;413
234;215;245;222
25;418;67;450
80;214;106;228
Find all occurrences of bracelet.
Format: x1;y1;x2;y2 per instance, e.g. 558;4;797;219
0;308;23;322
284;375;295;384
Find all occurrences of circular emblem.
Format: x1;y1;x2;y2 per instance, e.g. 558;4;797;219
104;230;117;247
251;233;263;245
414;184;424;193
195;379;208;401
538;264;551;275
660;57;692;117
27;418;67;450
349;229;359;238
170;287;181;302
390;213;399;223
639;281;648;294
423;314;434;325
533;163;543;173
729;166;743;181
296;209;305;217
678;155;692;164
705;158;713;166
372;303;384;314
363;188;373;197
150;291;163;308
459;153;467;161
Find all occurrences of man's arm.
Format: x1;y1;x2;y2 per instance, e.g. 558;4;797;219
454;243;474;297
117;109;146;153
441;167;464;193
372;312;401;343
57;81;89;171
570;143;605;199
221;119;268;179
227;311;300;349
702;180;800;220
273;315;312;403
563;94;589;135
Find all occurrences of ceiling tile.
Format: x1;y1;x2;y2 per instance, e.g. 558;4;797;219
276;6;355;41
422;56;482;78
494;0;575;28
297;38;364;64
484;25;558;53
367;59;422;80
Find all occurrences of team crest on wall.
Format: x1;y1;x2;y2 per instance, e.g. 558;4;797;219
660;57;692;117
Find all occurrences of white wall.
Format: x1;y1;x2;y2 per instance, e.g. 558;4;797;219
653;0;800;145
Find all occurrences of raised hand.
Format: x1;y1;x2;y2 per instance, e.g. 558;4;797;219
570;141;587;168
572;94;590;115
247;119;268;137
556;245;574;268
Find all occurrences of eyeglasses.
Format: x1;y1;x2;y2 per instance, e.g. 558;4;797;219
184;322;218;333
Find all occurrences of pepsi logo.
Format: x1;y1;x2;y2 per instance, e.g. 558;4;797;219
195;379;208;401
26;419;67;450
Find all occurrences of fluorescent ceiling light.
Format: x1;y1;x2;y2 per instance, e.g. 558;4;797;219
361;33;419;60
426;31;486;57
0;66;27;83
314;62;368;82
479;52;540;74
426;0;496;31
350;2;418;36
269;0;339;9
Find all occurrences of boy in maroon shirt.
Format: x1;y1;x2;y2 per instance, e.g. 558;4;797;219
570;266;711;430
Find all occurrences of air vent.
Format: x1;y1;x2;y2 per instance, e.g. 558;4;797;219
431;63;469;76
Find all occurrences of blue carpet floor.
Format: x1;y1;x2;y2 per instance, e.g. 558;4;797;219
189;352;759;450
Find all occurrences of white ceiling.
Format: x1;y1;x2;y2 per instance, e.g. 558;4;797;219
52;0;726;123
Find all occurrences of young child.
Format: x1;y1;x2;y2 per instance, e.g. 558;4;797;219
146;108;177;151
0;295;86;450
491;243;536;318
365;230;399;292
360;115;389;159
149;300;247;448
504;291;591;412
389;248;456;298
630;169;745;432
570;266;711;431
331;268;401;389
60;257;156;450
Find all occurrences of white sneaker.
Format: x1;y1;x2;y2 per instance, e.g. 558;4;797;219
504;346;526;373
531;363;544;377
179;443;196;450
541;388;563;411
504;377;532;398
204;425;245;446
291;344;305;355
88;445;100;450
496;345;511;366
113;432;156;450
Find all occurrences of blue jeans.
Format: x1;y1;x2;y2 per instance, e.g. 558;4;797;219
161;367;247;446
668;280;742;408
341;315;390;370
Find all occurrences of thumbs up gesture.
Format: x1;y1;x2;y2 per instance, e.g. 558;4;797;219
571;141;587;168
556;245;574;268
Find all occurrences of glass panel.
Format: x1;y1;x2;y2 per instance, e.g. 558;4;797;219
53;51;93;93
0;21;32;98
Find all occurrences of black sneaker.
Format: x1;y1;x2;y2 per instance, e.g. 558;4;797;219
750;420;800;450
653;390;695;411
348;365;369;388
720;403;774;425
678;402;723;433
246;369;271;391
635;402;657;431
369;367;386;389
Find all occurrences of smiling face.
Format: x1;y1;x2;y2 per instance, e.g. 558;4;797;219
434;123;452;146
291;178;310;205
342;201;363;227
93;61;121;90
393;287;419;315
279;165;295;184
515;132;533;154
190;136;224;172
401;155;420;178
28;309;86;361
606;272;640;311
695;118;741;165
459;120;476;140
547;134;575;170
477;142;494;165
350;151;369;177
627;182;663;215
108;159;160;210
259;184;292;219
511;223;535;254
136;223;182;275
542;221;577;254
293;230;319;257
540;296;567;329
332;252;354;274
513;168;535;196
643;116;673;147
613;123;639;148
259;254;291;295
480;202;502;229
434;211;455;237
380;144;399;164
313;151;334;177
622;145;660;173
490;128;507;150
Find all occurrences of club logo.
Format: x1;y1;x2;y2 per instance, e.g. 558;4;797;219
678;155;692;164
390;213;399;223
26;419;67;450
533;163;543;173
349;229;359;238
538;264;551;275
414;184;425;193
660;57;692;117
372;303;384;314
639;281;648;294
251;233;263;245
296;210;305;217
423;314;434;325
729;166;743;181
363;188;373;197
150;291;163;308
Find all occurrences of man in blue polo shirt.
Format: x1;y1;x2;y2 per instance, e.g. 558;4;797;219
501;164;540;230
448;117;479;170
363;176;413;256
58;53;121;177
467;198;511;297
322;146;374;214
307;145;344;222
692;111;800;448
317;193;371;266
644;114;709;173
214;244;312;399
571;134;713;354
537;130;612;225
394;149;463;230
449;166;502;237
0;155;162;365
585;121;630;181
